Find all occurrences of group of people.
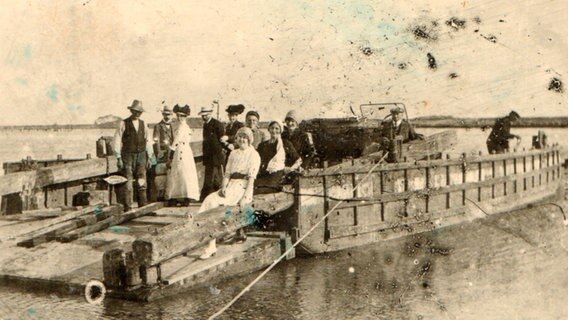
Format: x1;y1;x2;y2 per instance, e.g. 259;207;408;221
114;99;520;258
114;99;316;258
113;99;316;213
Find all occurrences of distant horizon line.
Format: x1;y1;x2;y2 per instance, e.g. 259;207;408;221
1;115;568;129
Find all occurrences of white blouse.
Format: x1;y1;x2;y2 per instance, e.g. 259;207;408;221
225;146;261;179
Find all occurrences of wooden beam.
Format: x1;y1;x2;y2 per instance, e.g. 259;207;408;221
404;130;457;159
318;166;560;209
17;205;123;247
57;202;164;243
132;192;294;266
328;207;465;239
0;157;119;196
14;204;104;238
304;148;560;177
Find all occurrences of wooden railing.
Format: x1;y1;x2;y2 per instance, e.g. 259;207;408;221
0;140;204;214
296;148;563;251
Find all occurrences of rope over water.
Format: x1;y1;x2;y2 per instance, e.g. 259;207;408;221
208;153;389;319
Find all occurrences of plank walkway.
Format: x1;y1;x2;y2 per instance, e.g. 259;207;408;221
0;205;198;293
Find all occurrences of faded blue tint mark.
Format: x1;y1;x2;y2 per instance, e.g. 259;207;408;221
27;307;37;317
243;207;256;225
47;84;58;102
15;78;28;86
23;45;32;60
225;208;233;218
94;206;103;216
377;22;399;37
67;104;83;112
109;226;129;234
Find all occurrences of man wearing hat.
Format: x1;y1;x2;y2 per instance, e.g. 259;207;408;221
377;106;422;162
153;105;175;164
199;105;226;201
221;104;245;153
380;106;422;144
245;110;268;149
113;99;151;211
282;110;317;169
150;105;175;201
486;111;521;154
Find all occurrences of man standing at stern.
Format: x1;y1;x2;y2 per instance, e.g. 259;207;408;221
486;111;521;154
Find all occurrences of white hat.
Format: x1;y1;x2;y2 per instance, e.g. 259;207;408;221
198;106;213;115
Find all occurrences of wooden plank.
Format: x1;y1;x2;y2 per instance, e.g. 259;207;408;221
14;204;104;239
328;166;559;208
0;157;119;196
403;130;457;159
56;202;164;243
130;216;182;226
304;148;559;177
132;192;294;266
162;237;279;286
16;206;123;247
0;208;66;221
328;207;466;239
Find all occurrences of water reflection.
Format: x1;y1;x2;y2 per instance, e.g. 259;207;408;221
1;203;567;319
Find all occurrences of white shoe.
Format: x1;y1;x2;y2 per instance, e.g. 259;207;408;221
199;239;217;260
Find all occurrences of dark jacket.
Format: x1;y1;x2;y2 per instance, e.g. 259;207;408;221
202;117;226;166
257;139;300;176
487;116;515;145
225;121;245;145
282;127;315;169
152;120;174;163
380;119;420;143
122;118;146;153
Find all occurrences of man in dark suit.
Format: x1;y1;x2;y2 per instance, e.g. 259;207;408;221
380;107;422;143
113;99;151;211
486;111;521;154
150;105;175;201
379;107;422;162
153;105;175;164
199;106;226;201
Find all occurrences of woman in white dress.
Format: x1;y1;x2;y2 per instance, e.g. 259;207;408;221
165;105;200;205
198;127;261;258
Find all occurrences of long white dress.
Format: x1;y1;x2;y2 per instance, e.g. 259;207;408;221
166;120;200;200
198;146;261;213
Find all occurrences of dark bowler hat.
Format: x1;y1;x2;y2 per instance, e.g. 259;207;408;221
174;104;191;116
509;111;520;119
246;110;260;119
226;104;245;114
127;99;144;112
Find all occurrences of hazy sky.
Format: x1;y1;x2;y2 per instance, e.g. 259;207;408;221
1;0;566;125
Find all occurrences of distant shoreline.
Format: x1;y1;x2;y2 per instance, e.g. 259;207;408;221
410;116;568;128
0;116;567;130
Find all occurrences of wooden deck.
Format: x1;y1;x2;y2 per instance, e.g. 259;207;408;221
0;204;292;301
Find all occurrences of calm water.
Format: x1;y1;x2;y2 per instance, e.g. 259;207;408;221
0;127;567;319
1;205;567;319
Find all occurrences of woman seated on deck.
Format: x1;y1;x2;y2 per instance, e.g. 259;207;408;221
255;121;302;194
197;127;261;259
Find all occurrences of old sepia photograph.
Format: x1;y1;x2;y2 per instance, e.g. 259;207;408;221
0;1;567;319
